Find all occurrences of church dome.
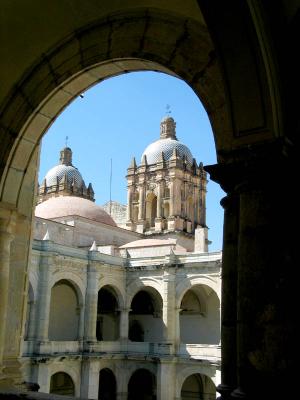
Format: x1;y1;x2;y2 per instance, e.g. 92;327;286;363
141;116;193;164
38;146;95;203
141;138;193;164
35;196;117;226
44;164;83;187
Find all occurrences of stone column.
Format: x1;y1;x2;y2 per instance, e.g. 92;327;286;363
126;186;133;221
35;252;52;343
169;179;174;217
157;361;176;400
138;185;145;221
206;143;296;399
119;308;129;341
81;359;99;399
218;193;239;399
0;206;16;386
162;269;176;347
116;361;129;400
26;299;37;340
84;263;98;343
156;181;162;218
78;304;85;341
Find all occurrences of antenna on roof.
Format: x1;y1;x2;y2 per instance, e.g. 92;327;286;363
109;158;112;216
65;136;69;147
166;104;171;116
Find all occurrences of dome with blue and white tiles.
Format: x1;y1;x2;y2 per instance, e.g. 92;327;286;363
141;116;193;164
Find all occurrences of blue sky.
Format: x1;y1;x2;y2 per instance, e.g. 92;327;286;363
39;71;224;251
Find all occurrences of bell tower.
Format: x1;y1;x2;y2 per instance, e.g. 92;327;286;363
126;117;208;251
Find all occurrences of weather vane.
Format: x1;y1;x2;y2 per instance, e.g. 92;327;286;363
65;136;69;147
166;104;171;116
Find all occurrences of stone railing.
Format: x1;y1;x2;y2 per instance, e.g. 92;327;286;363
178;343;221;361
23;340;220;362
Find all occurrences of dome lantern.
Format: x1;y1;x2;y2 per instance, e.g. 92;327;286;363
160;116;177;140
59;147;73;166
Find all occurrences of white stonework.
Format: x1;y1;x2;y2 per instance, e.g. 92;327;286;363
22;127;221;399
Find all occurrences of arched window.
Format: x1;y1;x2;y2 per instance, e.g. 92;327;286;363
98;368;116;400
48;280;79;341
50;372;75;396
128;369;156;400
96;286;119;341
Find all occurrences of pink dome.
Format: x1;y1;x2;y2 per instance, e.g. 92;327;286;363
35;196;117;226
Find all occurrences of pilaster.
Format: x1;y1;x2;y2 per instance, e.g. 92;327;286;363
84;263;99;343
0;204;16;388
35;251;52;345
119;308;129;341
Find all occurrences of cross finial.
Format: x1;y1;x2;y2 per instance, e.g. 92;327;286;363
65;136;69;147
166;104;171;116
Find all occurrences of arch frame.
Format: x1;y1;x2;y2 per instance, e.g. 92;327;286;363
98;278;126;309
176;276;220;309
126;278;163;310
175;365;216;399
50;272;85;308
49;366;79;397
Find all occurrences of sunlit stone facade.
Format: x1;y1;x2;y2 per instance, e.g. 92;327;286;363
22;120;221;399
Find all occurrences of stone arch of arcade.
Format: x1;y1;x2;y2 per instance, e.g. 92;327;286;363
49;371;75;397
128;368;157;400
98;368;117;400
176;366;217;400
96;285;121;341
0;1;295;398
178;283;220;345
128;284;164;343
48;279;82;341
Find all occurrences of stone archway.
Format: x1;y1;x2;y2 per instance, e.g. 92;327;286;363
98;368;116;400
179;284;220;345
129;288;163;343
0;2;295;397
50;372;75;396
128;368;156;400
96;286;120;342
48;280;80;341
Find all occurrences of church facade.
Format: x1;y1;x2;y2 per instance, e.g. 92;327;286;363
22;117;222;399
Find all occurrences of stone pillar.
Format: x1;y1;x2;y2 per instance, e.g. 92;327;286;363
0;206;16;387
162;269;176;346
78;304;85;341
35;252;52;343
206;143;296;399
218;193;239;399
26;299;37;340
157;361;176;400
81;359;99;399
36;361;51;393
126;186;133;221
156;181;162;218
169;179;174;216
119;308;129;341
171;178;181;216
138;185;145;221
84;263;98;343
116;361;129;400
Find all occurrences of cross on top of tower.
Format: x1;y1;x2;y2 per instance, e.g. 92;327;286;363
166;104;171;116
